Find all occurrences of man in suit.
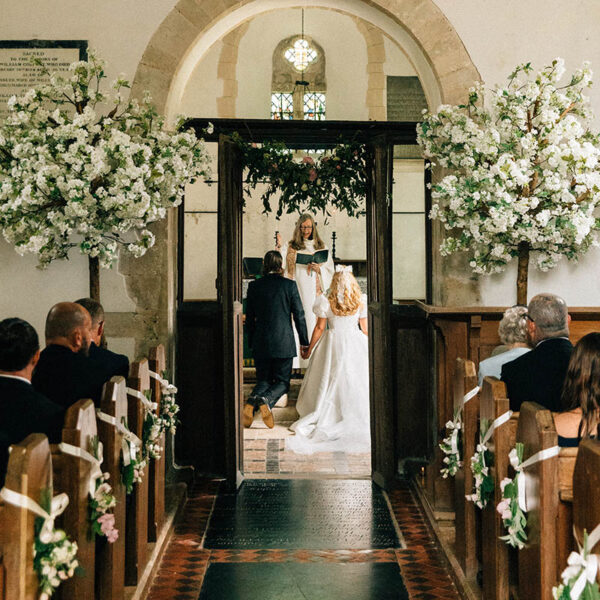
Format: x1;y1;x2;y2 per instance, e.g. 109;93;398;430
0;318;64;487
75;297;129;380
32;302;107;408
501;293;573;411
244;250;309;428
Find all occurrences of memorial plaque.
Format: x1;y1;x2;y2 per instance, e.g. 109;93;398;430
0;40;87;120
204;480;401;549
386;76;427;122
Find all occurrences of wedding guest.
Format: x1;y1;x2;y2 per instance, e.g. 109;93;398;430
0;318;64;487
501;293;572;412
478;305;531;385
244;250;309;428
32;302;107;408
75;297;129;380
554;332;600;447
276;213;334;370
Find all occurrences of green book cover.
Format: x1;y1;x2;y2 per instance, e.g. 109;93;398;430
296;249;329;265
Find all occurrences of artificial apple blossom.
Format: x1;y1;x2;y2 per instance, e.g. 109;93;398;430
417;59;600;301
0;50;210;268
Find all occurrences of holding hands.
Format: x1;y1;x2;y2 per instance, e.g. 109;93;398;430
301;345;311;360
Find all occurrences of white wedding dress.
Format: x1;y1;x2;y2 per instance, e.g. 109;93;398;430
286;293;371;454
280;240;334;369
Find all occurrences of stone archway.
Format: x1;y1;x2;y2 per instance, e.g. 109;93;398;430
117;0;481;359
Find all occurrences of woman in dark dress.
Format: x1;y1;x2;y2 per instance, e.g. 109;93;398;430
554;332;600;447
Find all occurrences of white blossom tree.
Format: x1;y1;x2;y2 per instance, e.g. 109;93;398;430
0;51;210;300
417;59;600;304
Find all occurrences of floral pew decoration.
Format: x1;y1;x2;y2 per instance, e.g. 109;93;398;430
553;526;600;600
440;384;479;478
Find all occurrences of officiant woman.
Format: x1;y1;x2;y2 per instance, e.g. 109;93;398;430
276;213;334;370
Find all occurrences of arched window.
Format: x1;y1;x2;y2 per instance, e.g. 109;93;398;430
271;35;326;120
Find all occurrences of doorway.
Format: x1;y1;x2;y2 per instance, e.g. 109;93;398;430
177;118;430;490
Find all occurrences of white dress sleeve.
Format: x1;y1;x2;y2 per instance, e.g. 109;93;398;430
359;294;368;319
313;294;330;318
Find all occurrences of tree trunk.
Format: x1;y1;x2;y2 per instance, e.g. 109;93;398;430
89;256;100;302
516;242;529;305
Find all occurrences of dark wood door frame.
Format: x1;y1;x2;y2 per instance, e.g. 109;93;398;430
218;135;244;490
181;119;426;491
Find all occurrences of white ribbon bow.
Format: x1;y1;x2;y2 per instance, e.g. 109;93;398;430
565;524;600;600
447;387;480;455
509;445;560;512
482;410;513;447
149;370;167;387
335;264;352;273
0;486;69;543
149;371;178;396
126;387;157;414
96;410;142;466
58;442;103;499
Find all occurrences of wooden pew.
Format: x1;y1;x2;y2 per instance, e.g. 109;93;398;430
453;358;480;580
148;345;166;543
52;399;98;600
480;376;518;600
96;377;128;600
515;402;577;600
126;360;150;585
0;433;53;599
573;438;600;552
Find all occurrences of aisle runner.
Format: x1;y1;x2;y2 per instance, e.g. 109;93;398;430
146;479;460;600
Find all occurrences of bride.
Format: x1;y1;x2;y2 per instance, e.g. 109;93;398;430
286;266;370;454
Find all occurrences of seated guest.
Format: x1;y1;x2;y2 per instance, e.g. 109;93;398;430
554;332;600;447
478;305;531;385
0;318;64;487
501;293;573;412
32;302;107;408
75;297;129;380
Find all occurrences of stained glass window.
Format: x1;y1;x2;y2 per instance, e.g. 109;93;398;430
284;39;318;72
271;93;294;120
303;93;326;120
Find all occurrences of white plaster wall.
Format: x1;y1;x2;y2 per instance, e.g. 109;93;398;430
433;0;600;306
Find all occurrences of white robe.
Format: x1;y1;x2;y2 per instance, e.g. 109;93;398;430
281;240;334;369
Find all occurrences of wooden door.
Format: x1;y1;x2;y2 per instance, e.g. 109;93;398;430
218;134;244;490
366;139;395;489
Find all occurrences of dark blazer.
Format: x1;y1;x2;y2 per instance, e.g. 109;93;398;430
0;376;64;487
88;342;129;382
32;344;111;409
501;337;573;412
246;273;309;359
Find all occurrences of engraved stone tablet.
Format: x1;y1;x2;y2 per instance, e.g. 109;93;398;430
0;41;87;120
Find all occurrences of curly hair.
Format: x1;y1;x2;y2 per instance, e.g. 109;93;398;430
327;270;363;317
498;305;529;345
561;332;600;437
289;213;325;251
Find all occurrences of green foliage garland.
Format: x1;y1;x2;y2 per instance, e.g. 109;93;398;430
232;132;368;217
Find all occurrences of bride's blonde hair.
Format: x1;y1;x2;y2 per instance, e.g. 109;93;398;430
327;268;363;316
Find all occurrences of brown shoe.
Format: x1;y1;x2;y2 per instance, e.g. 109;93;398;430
259;402;274;429
243;403;255;428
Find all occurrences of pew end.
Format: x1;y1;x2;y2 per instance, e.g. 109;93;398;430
573;438;600;552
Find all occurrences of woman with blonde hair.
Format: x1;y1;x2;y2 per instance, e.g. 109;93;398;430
276;213;334;369
286;266;370;454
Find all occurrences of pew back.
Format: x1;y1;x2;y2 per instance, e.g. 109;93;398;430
0;433;52;599
148;344;166;543
453;358;480;579
573;439;600;554
96;377;128;600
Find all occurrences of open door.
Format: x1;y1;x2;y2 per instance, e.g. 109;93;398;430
218;134;244;490
366;138;396;489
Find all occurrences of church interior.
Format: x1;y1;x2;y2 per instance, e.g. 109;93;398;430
2;1;600;599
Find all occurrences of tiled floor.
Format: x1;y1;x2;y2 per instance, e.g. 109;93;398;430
145;478;461;600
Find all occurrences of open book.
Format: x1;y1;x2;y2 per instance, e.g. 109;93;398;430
295;249;329;265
